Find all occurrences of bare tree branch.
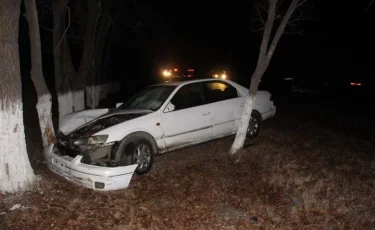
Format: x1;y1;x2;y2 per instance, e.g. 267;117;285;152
255;3;267;27
256;0;278;69
276;0;286;13
250;0;308;37
264;0;302;67
294;0;307;11
53;6;70;54
366;0;373;12
39;24;83;46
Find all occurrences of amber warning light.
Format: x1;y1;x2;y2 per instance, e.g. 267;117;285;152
350;82;362;86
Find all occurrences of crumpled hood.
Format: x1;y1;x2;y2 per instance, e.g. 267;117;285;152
59;108;152;135
59;109;109;134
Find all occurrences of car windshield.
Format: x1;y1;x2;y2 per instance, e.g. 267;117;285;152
118;85;176;111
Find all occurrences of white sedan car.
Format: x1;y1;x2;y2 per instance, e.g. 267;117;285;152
45;79;276;190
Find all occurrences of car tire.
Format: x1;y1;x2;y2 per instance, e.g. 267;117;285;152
246;112;261;138
120;138;154;175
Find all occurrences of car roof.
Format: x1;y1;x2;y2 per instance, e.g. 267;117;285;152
153;78;230;87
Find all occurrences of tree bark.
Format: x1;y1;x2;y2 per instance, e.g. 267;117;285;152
229;94;256;161
60;38;86;111
86;12;111;109
86;85;101;109
25;0;56;147
229;0;301;161
0;0;36;193
256;0;278;68
73;0;100;110
53;0;74;118
54;0;102;113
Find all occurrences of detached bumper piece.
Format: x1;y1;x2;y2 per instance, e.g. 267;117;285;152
44;144;138;191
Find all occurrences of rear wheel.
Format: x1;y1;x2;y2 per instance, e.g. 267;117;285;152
246;112;261;138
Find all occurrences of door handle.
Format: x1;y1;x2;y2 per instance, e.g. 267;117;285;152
202;112;210;116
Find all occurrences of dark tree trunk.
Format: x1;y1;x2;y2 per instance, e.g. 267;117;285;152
25;0;56;147
0;0;35;192
86;12;111;109
71;0;100;110
53;0;74;117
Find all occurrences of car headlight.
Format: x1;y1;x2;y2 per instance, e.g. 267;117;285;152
74;135;108;146
88;135;108;145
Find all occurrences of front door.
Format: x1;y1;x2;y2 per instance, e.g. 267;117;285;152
161;82;213;148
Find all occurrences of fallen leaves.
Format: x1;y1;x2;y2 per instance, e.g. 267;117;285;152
2;108;375;229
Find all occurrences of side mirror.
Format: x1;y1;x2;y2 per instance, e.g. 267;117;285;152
163;102;175;113
116;102;123;108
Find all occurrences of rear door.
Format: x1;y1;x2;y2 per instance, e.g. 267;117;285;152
204;81;244;137
161;82;213;148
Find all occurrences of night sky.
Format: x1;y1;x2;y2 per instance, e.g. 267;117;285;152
145;0;375;85
20;0;375;92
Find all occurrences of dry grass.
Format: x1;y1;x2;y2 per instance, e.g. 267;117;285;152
1;107;374;230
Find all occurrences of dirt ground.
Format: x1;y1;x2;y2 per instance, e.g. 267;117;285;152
1;97;375;230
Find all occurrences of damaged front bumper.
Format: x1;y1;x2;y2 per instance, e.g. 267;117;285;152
44;144;138;191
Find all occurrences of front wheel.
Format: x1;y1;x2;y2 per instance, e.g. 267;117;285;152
246;113;261;138
120;139;154;175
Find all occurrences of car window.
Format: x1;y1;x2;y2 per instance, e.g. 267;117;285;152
205;82;238;103
169;83;205;111
119;85;176;111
